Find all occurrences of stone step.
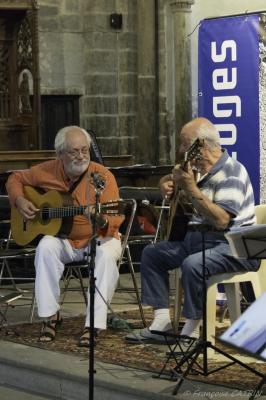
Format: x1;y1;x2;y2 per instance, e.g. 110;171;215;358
0;339;254;400
0;384;54;400
0;340;179;400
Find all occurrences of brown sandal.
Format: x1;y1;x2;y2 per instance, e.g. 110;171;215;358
78;328;98;348
39;311;62;343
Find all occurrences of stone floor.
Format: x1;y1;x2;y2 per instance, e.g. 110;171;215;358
0;272;265;400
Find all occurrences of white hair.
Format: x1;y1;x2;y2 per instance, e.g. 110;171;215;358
54;126;92;156
195;121;221;149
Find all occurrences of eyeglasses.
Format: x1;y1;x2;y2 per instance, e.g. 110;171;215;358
65;147;90;158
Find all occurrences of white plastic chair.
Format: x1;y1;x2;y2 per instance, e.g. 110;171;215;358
173;204;266;345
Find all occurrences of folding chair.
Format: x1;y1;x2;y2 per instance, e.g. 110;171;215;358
0;291;23;330
117;187;166;327
29;195;156;328
118;186;164;254
53;199;138;321
29;246;90;316
0;195;36;322
59;261;88;306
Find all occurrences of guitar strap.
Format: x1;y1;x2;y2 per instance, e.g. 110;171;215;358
68;168;88;194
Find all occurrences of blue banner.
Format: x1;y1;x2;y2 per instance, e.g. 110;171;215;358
198;14;260;203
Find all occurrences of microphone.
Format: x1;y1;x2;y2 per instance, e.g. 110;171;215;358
91;172;106;190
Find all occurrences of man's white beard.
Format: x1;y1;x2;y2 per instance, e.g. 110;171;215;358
65;160;89;178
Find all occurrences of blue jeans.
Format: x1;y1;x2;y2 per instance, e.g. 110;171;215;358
141;232;259;319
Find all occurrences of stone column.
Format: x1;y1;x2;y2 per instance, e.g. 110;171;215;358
167;0;194;161
135;0;157;164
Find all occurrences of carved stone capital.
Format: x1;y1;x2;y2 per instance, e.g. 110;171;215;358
169;0;195;13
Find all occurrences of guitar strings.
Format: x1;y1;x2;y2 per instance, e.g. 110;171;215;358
40;201;122;219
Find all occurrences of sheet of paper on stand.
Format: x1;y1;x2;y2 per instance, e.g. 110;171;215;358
219;292;266;360
225;224;266;259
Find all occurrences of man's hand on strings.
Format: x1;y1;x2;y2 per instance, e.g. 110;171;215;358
159;174;174;199
172;162;196;193
15;196;39;220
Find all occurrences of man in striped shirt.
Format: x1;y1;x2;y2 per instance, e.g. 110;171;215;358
126;117;259;345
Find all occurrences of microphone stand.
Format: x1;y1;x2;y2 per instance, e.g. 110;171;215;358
87;174;103;400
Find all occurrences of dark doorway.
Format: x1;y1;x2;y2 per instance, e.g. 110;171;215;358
41;95;80;149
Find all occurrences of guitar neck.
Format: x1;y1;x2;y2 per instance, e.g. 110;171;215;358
40;200;122;220
41;205;87;219
180;160;189;173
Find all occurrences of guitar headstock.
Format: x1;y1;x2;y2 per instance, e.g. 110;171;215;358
100;200;126;215
184;138;204;162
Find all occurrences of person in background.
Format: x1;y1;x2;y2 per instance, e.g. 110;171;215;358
6;126;124;346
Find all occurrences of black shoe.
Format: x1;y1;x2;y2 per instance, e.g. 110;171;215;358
125;327;176;344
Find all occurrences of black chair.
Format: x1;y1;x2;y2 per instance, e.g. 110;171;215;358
117;187;166;327
0;195;36;322
59;199;138;318
87;129;104;165
0;292;22;330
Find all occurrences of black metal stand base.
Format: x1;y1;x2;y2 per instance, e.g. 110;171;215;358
153;332;265;400
174;341;264;397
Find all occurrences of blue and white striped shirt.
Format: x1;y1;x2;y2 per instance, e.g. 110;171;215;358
190;149;256;229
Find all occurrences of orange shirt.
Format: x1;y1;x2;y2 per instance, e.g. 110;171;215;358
6;160;124;249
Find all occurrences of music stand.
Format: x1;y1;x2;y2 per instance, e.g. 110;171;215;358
154;226;265;400
218;291;266;397
241;237;266;259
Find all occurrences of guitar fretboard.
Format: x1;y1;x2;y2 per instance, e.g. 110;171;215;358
40;201;121;220
41;206;87;219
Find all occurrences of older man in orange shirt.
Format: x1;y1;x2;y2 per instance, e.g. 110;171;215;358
6;126;124;346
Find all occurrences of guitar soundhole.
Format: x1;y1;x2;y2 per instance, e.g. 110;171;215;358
40;205;50;223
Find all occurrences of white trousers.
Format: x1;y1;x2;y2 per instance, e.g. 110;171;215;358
35;235;122;329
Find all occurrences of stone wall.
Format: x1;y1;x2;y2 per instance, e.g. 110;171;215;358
80;0;138;158
37;0;193;164
38;0;84;95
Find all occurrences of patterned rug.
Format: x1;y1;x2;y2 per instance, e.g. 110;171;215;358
1;309;266;394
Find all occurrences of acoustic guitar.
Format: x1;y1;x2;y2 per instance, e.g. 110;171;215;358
167;138;203;241
11;186;124;246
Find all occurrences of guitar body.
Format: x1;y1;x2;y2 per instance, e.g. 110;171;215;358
167;214;189;241
11;187;73;246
